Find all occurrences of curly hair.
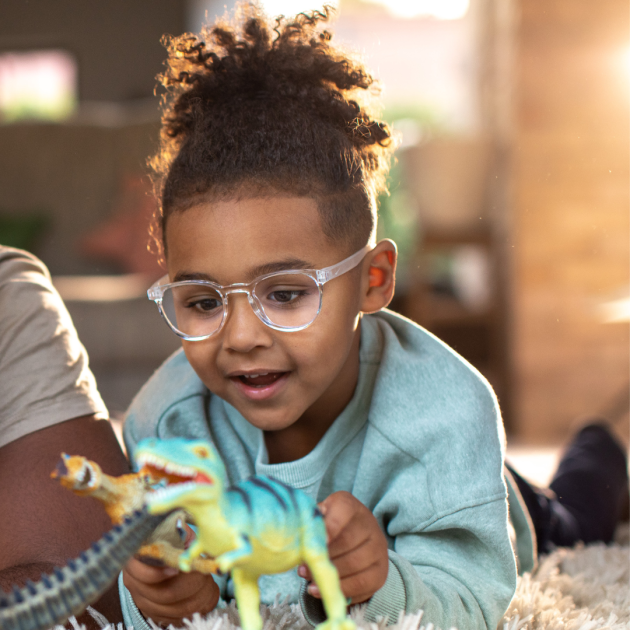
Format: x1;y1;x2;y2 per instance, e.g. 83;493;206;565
150;2;396;258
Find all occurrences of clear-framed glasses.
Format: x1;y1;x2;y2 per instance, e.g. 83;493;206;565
148;244;372;341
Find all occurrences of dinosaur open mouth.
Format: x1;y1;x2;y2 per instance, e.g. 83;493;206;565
77;461;96;488
136;454;212;486
51;456;98;490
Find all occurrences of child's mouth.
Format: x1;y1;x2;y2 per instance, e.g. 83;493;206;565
237;372;285;387
230;371;289;400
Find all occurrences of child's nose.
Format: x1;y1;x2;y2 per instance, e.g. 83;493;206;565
222;293;272;352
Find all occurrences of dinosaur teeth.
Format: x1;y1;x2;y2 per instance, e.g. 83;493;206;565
136;454;161;468
136;454;196;480
148;482;198;503
164;462;195;478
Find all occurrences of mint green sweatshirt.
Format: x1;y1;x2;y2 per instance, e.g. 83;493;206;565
120;310;533;630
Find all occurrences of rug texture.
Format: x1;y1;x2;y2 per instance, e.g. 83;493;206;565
73;531;629;630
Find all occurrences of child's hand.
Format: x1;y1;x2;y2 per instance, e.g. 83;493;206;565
123;557;220;627
298;491;389;605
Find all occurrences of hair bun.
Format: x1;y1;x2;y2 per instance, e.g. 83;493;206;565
149;2;397;259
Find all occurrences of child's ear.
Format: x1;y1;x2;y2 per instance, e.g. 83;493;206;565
360;239;397;314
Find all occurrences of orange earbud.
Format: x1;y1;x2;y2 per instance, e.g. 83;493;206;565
368;250;394;287
369;267;385;287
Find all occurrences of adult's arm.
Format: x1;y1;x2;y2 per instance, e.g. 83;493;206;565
0;413;130;627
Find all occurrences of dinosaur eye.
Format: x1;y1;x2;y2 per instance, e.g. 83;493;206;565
193;446;210;459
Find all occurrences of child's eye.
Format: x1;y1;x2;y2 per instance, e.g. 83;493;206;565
186;297;222;313
255;275;319;312
268;290;305;304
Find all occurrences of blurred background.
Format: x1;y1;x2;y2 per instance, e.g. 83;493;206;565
0;0;627;472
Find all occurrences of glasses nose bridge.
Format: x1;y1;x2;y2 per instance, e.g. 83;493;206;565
222;283;257;309
223;284;252;298
221;284;260;320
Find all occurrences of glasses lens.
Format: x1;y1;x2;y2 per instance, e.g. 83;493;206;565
254;273;321;329
161;284;224;338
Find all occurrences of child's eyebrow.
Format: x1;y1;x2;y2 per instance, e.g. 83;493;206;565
173;259;314;284
249;259;313;277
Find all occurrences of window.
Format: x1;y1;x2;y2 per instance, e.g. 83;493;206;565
0;49;77;122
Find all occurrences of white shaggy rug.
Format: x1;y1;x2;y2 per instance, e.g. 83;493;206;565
77;532;629;630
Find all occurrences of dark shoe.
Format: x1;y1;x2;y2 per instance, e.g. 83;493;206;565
506;463;580;555
550;421;629;544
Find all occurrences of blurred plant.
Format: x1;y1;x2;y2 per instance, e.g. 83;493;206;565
377;104;450;294
377;158;416;294
0;213;50;253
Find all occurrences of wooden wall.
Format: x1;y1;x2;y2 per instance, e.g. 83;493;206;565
511;0;629;441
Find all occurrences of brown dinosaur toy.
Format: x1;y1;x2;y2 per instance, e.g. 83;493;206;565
52;453;217;573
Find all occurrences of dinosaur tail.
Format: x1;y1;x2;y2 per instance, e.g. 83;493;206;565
0;508;168;630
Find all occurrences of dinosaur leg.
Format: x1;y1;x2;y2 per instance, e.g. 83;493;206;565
231;568;263;630
303;552;356;630
216;534;252;574
178;538;204;572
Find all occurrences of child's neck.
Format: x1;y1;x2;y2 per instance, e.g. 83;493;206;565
264;327;361;465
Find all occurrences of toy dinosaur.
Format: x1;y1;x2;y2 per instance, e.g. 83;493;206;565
0;439;354;630
136;437;356;630
0;507;168;630
51;453;217;573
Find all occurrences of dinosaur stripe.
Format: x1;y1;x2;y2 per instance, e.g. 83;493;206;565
228;486;253;513
0;508;167;630
249;477;289;511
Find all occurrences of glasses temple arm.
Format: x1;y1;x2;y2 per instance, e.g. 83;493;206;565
316;244;372;283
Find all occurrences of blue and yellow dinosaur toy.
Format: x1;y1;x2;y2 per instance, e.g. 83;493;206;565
0;438;355;630
136;437;355;630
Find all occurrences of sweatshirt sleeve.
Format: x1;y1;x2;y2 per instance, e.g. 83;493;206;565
378;499;516;629
118;573;153;630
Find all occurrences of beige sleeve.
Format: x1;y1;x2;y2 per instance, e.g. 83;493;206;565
0;247;108;448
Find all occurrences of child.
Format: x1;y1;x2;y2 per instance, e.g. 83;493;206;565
118;4;627;629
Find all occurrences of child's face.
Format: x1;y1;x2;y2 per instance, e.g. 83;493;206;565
165;196;366;458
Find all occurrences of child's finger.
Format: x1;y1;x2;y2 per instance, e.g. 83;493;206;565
133;579;219;627
319;492;360;545
297;564;312;581
306;583;321;598
125;568;211;606
305;550;382;602
306;573;372;605
326;522;370;560
327;539;374;578
125;556;179;584
338;563;386;605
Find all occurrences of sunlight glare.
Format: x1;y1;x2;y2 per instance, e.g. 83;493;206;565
365;0;469;20
260;0;338;17
259;0;467;20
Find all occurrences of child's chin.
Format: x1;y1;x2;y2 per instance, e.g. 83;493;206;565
235;404;301;433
